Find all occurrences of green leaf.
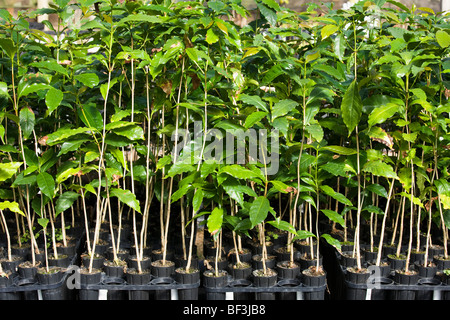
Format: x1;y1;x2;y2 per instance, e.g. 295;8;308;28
366;183;389;199
294;230;316;241
321;24;339;40
368;103;403;128
207;207;224;235
18;83;51;99
436;30;450;48
362;160;398;179
320;185;353;206
249;196;270;228
206;28;219;44
77;105;103;131
38;218;49;228
322;209;345;227
55;191;79;215
192;189;203;213
341;80;362;136
37;172;55;199
19;107;35;140
267;217;297;234
257;2;277;26
321;234;341;251
110;188;141;213
0;162;22;182
220;165;259;180
0;38;17;58
272;99;298;120
321;145;357;155
112;124;144;140
30;60;68;76
244;111;267;129
238;94;269;112
167;162;195;177
46;127;90;145
0;200;25;217
45;87;64;115
74;73;99;88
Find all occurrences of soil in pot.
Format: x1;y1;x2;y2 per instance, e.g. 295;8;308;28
203;269;228;300
175;267;200;300
252;268;277;300
345;267;371;300
125;268;152;300
301;266;327;300
78;267;103;300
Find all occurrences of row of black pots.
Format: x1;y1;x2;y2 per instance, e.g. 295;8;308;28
202;262;327;301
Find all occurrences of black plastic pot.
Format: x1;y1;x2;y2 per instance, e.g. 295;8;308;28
125;268;152;300
127;255;152;271
11;245;31;260
414;261;437;279
345;267;371;300
36;266;66;300
228;248;252;264
433;254;450;271
276;261;300;300
387;254;407;272
103;261;127;300
203;269;228;300
252;268;277;300
392;269;419;300
0;271;20;300
175;267;200;300
339;251;363;268
1;255;24;276
295;240;318;255
229;262;252;300
151;260;175;300
251;254;276;270
79;268;102;300
82;254;105;270
301;267;327;300
48;254;70;268
299;253;323;271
